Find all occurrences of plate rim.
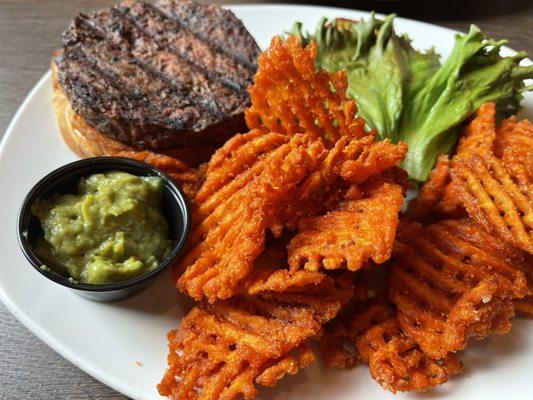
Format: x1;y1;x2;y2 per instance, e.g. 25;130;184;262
0;4;530;399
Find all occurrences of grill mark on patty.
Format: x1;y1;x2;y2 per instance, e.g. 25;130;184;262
66;18;187;106
69;47;204;130
72;12;230;121
56;51;206;147
62;21;211;131
119;1;255;92
57;53;153;122
153;0;260;70
55;0;259;149
105;6;249;114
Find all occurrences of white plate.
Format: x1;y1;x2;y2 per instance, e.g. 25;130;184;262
1;4;532;400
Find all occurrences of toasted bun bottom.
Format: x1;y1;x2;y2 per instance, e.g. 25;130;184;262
51;62;216;166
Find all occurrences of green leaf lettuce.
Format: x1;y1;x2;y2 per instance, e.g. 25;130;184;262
292;16;533;181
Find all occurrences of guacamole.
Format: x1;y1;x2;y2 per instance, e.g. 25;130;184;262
31;171;171;284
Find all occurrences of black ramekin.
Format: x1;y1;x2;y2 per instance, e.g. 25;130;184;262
17;157;191;302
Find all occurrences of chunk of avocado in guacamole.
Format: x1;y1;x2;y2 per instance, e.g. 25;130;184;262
31;171;171;284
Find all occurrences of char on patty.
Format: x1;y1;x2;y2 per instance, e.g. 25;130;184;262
54;0;260;149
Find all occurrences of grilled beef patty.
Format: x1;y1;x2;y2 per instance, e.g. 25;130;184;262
54;0;260;150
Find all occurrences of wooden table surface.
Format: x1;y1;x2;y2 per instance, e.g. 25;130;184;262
1;0;532;398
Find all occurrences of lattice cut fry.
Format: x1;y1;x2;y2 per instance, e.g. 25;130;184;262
339;139;408;184
318;299;463;393
358;318;463;393
406;103;500;223
255;345;315;387
243;268;333;295
288;175;405;272
159;280;354;400
277;134;407;231
177;134;326;302
258;272;356;325
389;219;527;359
414;103;533;232
195;132;355;241
318;299;394;369
405;155;464;222
513;252;533;317
451;153;533;254
239;239;334;296
245;35;367;144
195;130;288;207
406;102;504;223
158;302;315;400
115;150;202;198
494;115;533;162
192;131;289;222
270;134;372;233
455;102;497;158
495;116;533;186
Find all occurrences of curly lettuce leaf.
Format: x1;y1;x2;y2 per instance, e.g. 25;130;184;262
293;16;533;182
293;15;440;141
399;26;533;180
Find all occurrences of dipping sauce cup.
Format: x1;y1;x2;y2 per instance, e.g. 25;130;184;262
17;157;190;302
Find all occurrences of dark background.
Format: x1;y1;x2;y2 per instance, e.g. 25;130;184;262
1;1;532;399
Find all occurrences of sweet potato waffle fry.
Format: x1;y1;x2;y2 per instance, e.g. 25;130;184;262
115;150;202;198
159;275;354;400
158;301;316;400
191;132;292;228
241;237;335;295
451;153;533;254
406;103;499;222
243;268;333;295
245;35;367;144
512;252;533;316
177;134;326;302
405;155;456;222
389;219;527;359
410;102;532;252
275;135;369;231
359;318;463;393
495;116;533;195
258;272;356;325
288;175;405;272
194;131;288;208
447;103;533;253
494;115;533;165
339;138;408;184
277;134;407;231
318;299;393;369
318;299;463;393
242;239;354;300
455;102;497;158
